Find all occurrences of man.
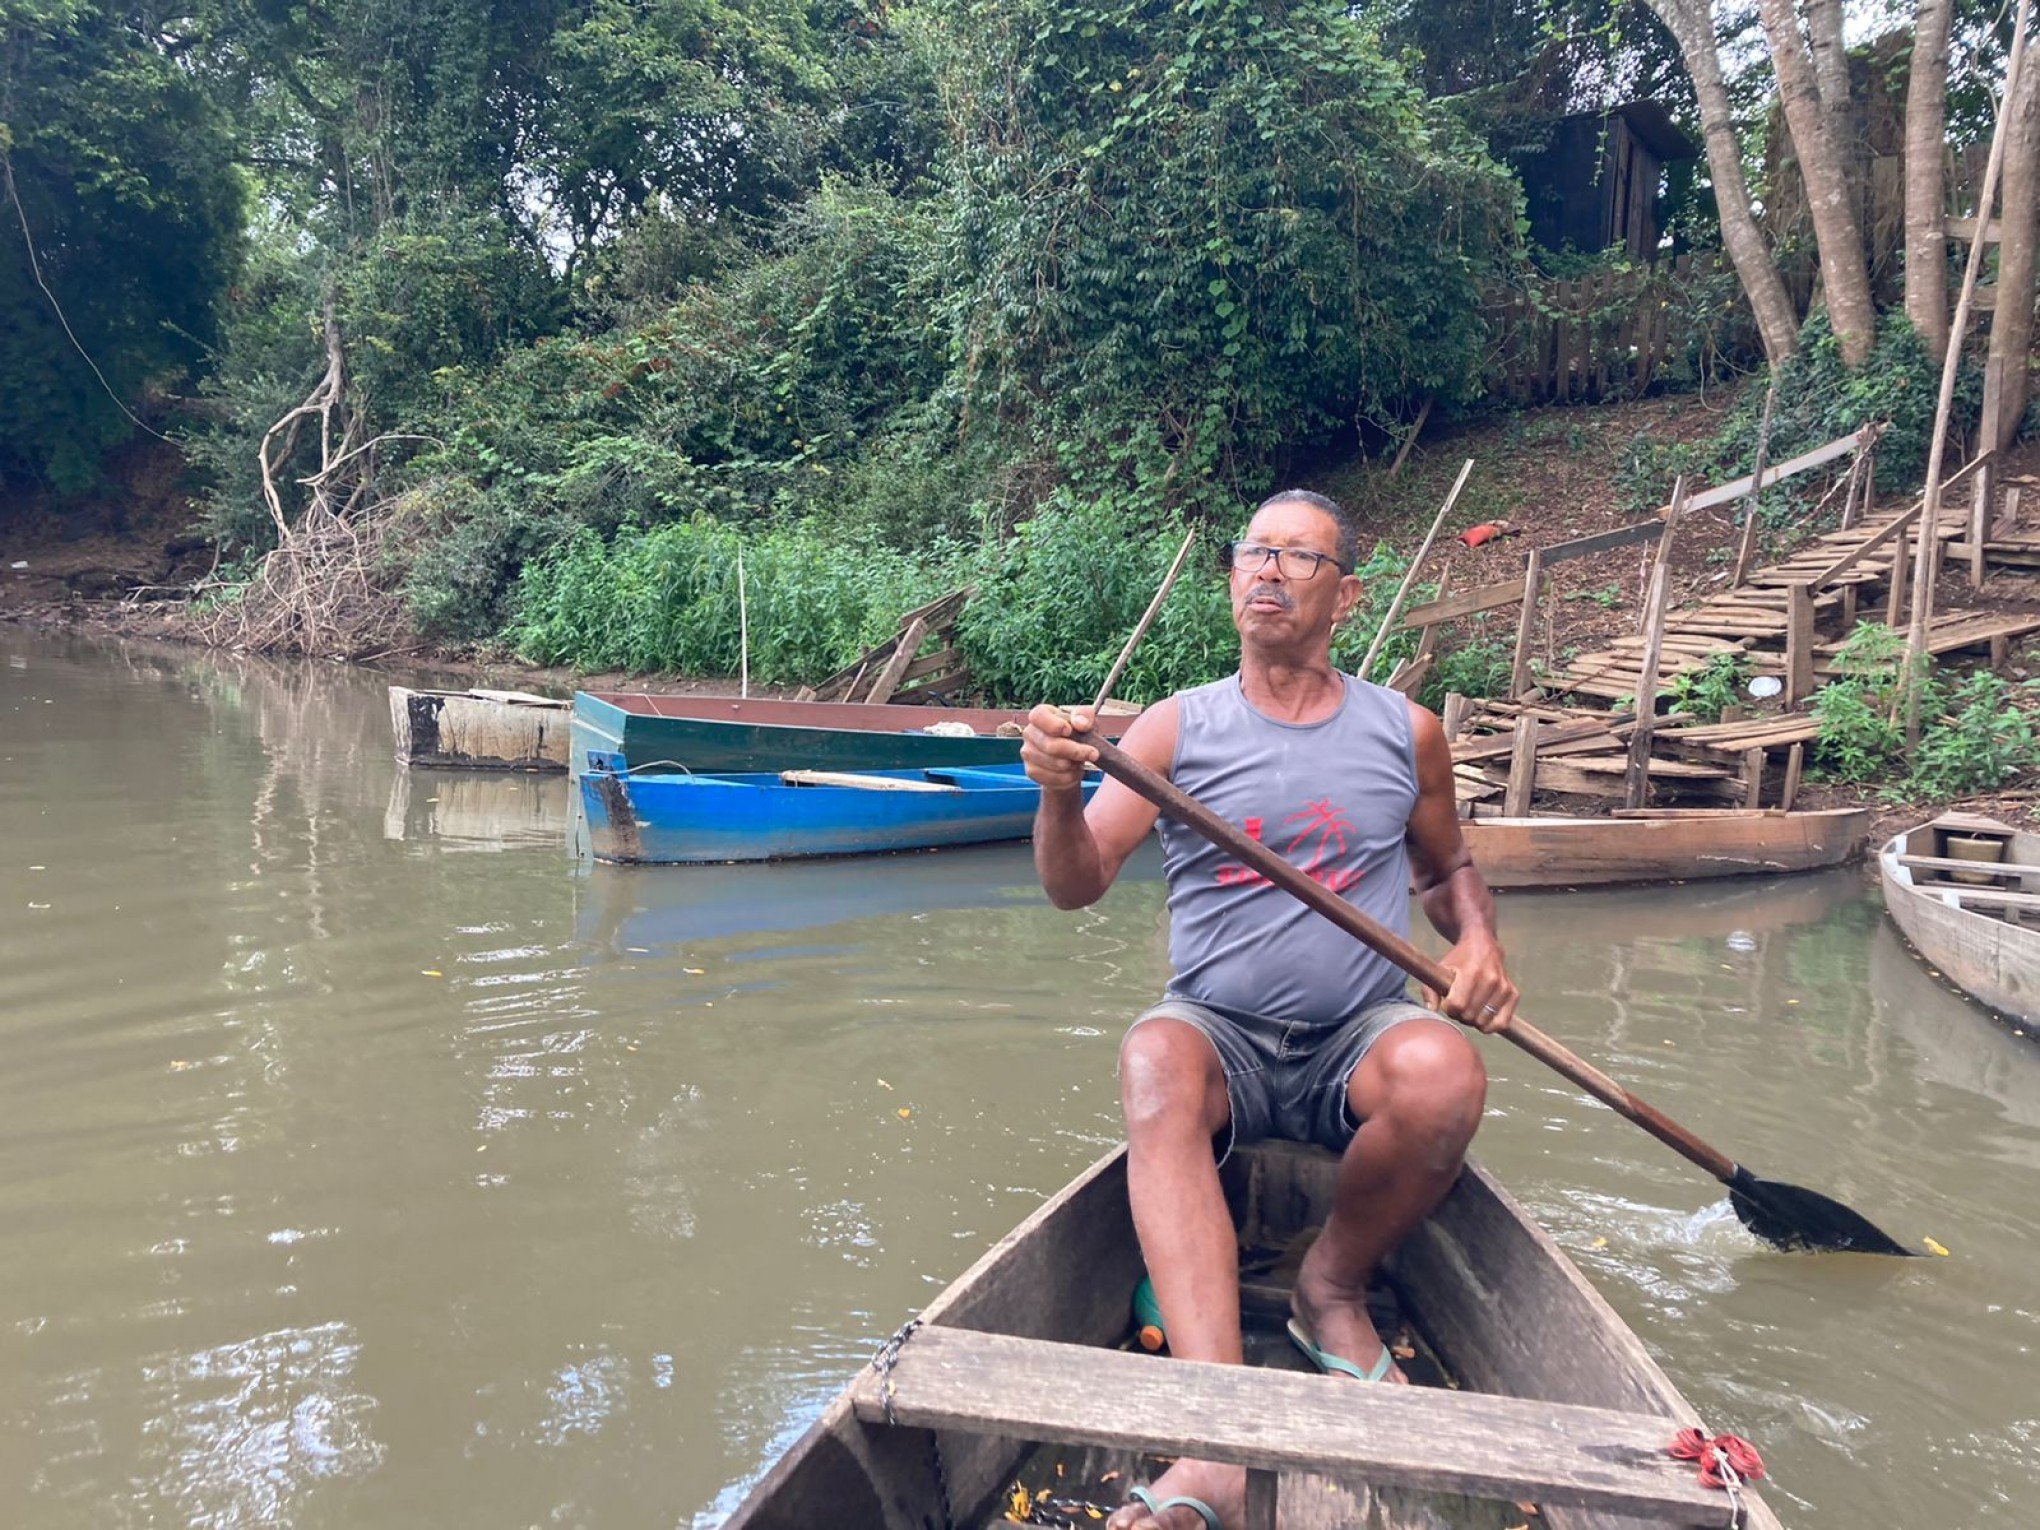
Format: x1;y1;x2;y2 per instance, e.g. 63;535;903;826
1021;489;1519;1530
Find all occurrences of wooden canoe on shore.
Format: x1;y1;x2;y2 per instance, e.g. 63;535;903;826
723;1140;1778;1530
390;687;571;770
1879;813;2040;1038
1466;806;1871;888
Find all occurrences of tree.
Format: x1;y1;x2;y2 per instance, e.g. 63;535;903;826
1643;0;1802;365
1985;27;2040;452
1905;0;1957;361
0;0;243;490
1755;0;1877;364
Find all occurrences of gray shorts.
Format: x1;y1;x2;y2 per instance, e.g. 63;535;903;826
1127;994;1444;1162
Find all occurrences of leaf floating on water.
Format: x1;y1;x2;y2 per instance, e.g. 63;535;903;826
421;970;443;978
1923;1236;1951;1257
1589;1236;1608;1249
170;1060;196;1072
896;1108;912;1120
626;947;650;954
876;1078;894;1090
684;968;705;976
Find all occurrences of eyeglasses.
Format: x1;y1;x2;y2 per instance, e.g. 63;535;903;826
1224;541;1352;581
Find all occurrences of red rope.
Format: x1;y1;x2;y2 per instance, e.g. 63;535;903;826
1669;1427;1766;1491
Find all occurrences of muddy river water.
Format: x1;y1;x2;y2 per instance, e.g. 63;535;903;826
1;633;2034;1527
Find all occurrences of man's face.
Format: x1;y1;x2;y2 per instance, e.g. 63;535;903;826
1228;500;1362;650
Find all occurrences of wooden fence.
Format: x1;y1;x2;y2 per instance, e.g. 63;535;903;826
1484;255;1704;406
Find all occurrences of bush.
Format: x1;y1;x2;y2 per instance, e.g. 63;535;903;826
1613;312;1968;518
1909;672;2040;800
1659;651;1751;724
1811;622;1921;782
509;518;953;681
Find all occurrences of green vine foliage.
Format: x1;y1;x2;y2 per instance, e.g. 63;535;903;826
940;0;1519;512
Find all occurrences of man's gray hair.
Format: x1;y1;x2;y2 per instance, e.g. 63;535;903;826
1256;489;1359;572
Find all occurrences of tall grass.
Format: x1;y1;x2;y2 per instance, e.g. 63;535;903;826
510;519;953;682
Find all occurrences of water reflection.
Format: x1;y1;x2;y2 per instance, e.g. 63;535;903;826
5;631;2039;1529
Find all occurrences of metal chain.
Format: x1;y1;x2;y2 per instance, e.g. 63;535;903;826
871;1319;956;1530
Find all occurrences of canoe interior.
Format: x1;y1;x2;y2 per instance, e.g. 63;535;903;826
1880;815;2040;1036
571;692;1135;775
1466;808;1870;889
724;1141;1776;1530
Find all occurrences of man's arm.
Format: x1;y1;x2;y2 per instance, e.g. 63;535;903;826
1021;699;1177;909
1404;699;1518;1033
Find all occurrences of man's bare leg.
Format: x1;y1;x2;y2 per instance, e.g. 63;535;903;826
1291;1020;1486;1384
1104;1017;1245;1530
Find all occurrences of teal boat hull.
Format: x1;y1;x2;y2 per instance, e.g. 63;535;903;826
579;760;1098;864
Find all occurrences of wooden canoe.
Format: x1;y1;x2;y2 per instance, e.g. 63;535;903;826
722;1140;1779;1530
579;761;1097;864
1879;813;2040;1038
574;692;1137;776
1465;807;1871;888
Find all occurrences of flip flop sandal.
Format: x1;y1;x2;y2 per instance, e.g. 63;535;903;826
1286;1316;1397;1383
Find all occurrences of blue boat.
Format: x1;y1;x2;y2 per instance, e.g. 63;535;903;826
578;756;1099;864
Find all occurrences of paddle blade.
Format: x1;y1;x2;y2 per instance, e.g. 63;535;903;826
1727;1167;1917;1256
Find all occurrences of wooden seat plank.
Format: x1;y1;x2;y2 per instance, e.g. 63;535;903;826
778;769;960;792
847;1326;1735;1524
1895;852;2037;879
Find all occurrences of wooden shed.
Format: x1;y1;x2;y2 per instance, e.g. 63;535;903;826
1514;102;1698;261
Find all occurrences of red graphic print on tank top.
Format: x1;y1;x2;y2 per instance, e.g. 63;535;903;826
1214;802;1362;892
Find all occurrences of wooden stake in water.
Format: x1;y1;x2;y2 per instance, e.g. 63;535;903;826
1360;459;1472;683
1092;528;1197;711
1907;0;2032;739
738;549;750;700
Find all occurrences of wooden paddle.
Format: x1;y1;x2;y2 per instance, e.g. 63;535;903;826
1067;724;1917;1257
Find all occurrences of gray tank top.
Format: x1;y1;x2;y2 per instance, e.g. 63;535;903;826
1159;673;1418;1024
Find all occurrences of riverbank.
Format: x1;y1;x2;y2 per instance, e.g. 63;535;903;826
8;387;2040;832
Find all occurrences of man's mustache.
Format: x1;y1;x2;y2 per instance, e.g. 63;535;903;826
1243;586;1295;611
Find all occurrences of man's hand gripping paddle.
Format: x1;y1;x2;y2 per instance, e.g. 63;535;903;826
1064;721;1916;1257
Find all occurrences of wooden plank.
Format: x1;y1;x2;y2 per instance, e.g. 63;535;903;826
1740;747;1765;810
1785;582;1816;707
1911;884;2040;910
1505;717;1539;817
1440;691;1472;742
1886;521;1912;626
861;616;928;706
1623;564;1672;809
1510;549;1544;697
897;645;965;684
846;1327;1738;1524
1781;743;1805;813
1398;577;1527;631
1948;214;2004;242
778;769;960;793
1539;519;1664;566
1895;852;2034;879
1454;718;1616;765
1659;425;1877;518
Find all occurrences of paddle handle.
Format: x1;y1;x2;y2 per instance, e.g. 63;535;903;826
1075;729;1740;1187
